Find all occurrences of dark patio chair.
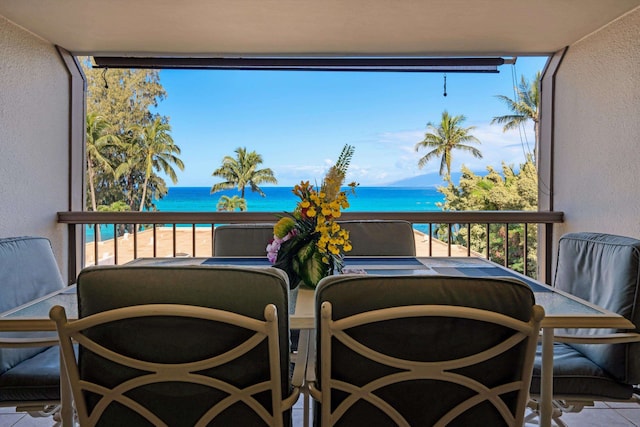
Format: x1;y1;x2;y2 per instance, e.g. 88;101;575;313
338;220;416;256
529;232;640;426
50;265;302;427
213;223;275;256
308;274;543;426
0;236;64;417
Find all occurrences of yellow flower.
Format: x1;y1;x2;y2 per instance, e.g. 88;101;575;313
271;146;358;280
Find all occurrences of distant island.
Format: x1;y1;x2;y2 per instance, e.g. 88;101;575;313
386;172;463;187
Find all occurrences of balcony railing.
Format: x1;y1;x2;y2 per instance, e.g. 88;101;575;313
57;210;564;283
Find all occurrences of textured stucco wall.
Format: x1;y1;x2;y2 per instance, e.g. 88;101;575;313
553;8;640;241
0;16;70;280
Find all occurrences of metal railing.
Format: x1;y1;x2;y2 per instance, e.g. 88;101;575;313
58;210;564;283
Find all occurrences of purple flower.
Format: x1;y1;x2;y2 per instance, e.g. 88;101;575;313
266;230;296;263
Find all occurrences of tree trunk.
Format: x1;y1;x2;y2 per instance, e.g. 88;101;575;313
87;163;102;242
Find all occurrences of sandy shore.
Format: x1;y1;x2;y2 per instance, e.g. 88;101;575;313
85;227;476;266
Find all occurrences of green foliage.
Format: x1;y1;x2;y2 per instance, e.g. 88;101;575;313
491;72;541;159
81;58;182;213
216;195;247;212
437;156;539;277
415;111;482;181
211;147;278;198
97;201;131;212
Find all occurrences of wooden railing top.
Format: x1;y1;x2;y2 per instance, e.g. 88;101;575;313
58;210;564;224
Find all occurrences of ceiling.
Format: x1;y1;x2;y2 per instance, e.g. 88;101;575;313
1;0;639;57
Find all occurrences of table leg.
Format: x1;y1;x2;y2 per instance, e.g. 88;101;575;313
540;327;554;427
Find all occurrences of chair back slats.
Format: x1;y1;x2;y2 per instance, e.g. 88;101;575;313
52;265;296;427
312;274;543;427
554;232;640;383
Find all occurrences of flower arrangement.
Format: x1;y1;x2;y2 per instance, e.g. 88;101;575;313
267;145;358;289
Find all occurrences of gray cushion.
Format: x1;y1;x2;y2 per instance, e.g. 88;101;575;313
0;236;64;380
213;223;275;256
0;346;60;403
530;343;633;400
76;265;290;426
314;274;536;426
554;232;640;384
338;220;416;256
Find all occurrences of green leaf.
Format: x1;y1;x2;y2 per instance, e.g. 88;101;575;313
295;240;316;264
294;245;329;289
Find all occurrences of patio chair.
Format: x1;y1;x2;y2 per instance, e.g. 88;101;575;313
213;223;275;256
0;236;65;416
338;220;416;256
50;265;303;427
528;232;640;425
308;274;544;426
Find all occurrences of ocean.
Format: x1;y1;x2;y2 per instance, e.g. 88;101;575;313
155;186;444;212
87;186;445;242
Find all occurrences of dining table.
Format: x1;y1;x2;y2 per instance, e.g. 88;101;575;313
0;255;634;427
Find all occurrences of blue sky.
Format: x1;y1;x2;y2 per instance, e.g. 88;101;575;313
155;56;547;187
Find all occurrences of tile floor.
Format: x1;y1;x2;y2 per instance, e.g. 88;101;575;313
2;398;639;426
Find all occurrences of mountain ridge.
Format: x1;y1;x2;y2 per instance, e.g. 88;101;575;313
385;172;463;187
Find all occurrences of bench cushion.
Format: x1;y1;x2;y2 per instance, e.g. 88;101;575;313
530;343;633;400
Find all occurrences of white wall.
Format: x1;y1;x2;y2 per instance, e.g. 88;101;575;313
0;16;71;280
553;8;640;240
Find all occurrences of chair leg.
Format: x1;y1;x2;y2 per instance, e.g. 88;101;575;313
525;399;569;427
15;404;60;418
303;391;310;427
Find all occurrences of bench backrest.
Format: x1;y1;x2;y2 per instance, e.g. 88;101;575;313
0;236;65;374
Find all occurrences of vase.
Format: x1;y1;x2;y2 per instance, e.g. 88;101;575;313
289;285;298;315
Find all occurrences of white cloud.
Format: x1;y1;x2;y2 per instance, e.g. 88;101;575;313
332;122;536;185
241;121;536;187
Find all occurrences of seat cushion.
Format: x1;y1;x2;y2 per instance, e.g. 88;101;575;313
338;220;416;256
76;265;291;425
0;236;65;375
314;274;536;426
213;224;275;256
530;342;633;400
0;346;60;403
554;232;640;384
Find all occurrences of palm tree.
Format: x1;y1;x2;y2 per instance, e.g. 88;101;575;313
211;147;277;198
216;195;247;212
86;113;121;241
128;118;184;211
491;71;541;149
415;111;482;181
